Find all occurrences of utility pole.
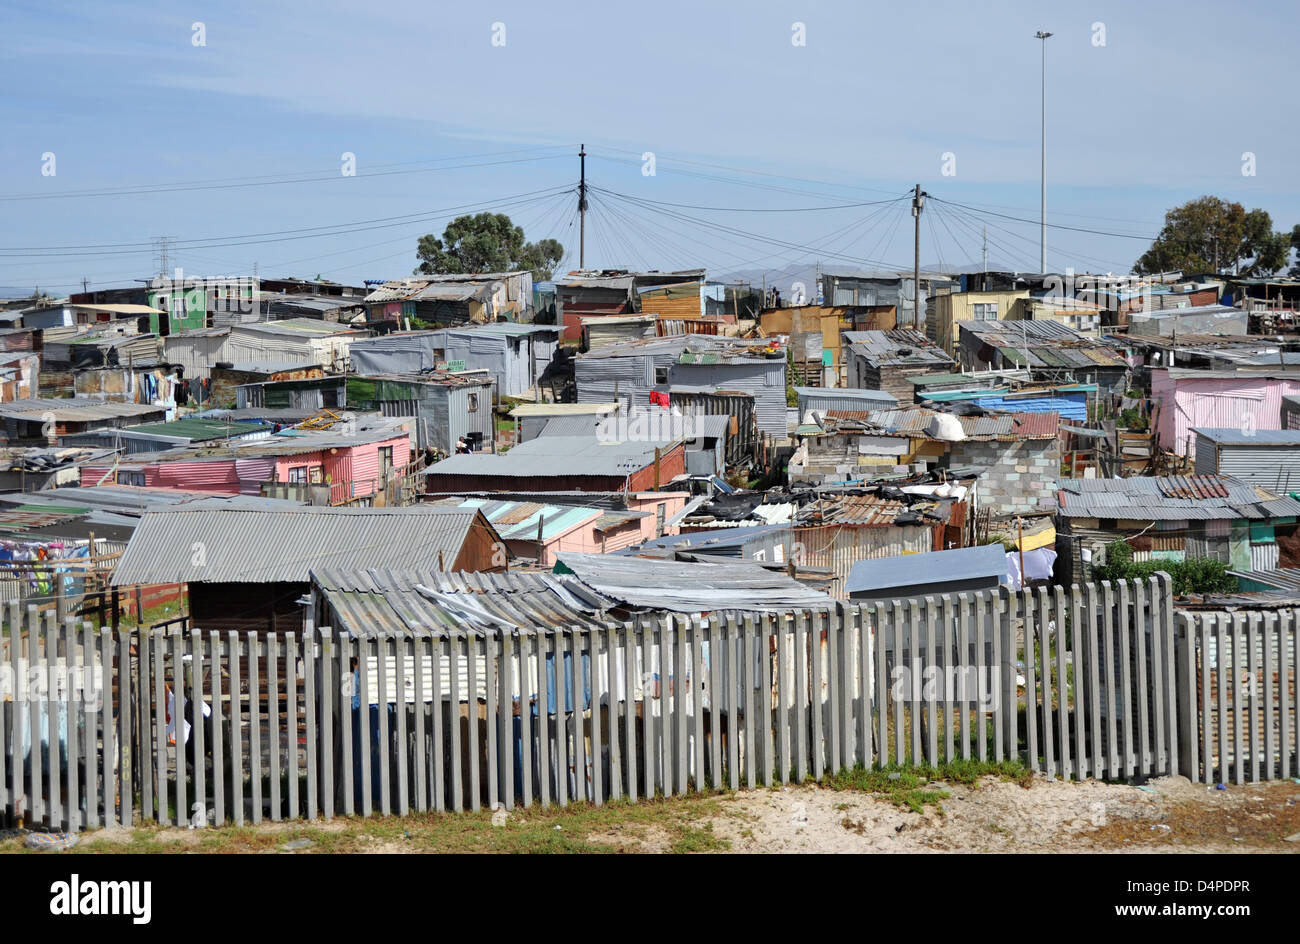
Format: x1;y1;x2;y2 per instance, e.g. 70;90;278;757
1036;31;1053;273
982;228;988;288
912;184;926;329
578;144;588;270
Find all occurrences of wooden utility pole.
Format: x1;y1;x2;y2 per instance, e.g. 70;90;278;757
911;184;926;329
578;144;588;269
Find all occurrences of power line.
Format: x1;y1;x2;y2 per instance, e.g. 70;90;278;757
0;147;576;203
0;186;577;259
587;185;909;213
931;197;1154;241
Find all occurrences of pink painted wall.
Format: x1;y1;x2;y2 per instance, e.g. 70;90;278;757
1153;369;1300;456
273;433;410;502
520;491;690;565
80;434;411;501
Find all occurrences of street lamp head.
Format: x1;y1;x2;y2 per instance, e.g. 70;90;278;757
1036;31;1053;39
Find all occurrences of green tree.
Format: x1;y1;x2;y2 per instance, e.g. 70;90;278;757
1291;223;1300;277
1134;196;1291;277
415;213;564;281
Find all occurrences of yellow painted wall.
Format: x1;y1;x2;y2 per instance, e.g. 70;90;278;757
930;290;1029;354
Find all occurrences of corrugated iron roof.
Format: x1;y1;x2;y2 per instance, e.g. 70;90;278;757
1056;475;1300;520
311;567;620;637
553;551;830;612
846;544;1006;594
112;506;494;585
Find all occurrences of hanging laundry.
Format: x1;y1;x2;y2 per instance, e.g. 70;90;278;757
165;684;212;746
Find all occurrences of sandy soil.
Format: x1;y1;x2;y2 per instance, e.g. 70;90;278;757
700;775;1300;853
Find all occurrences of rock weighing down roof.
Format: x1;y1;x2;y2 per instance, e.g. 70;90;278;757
112;506;490;585
1054;475;1300;521
553;551;830;612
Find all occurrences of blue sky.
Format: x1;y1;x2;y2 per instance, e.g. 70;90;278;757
1;0;1296;293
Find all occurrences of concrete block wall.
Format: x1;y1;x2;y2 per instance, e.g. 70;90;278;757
951;438;1060;517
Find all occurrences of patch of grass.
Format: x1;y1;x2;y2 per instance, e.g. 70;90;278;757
2;795;733;855
823;759;1031;814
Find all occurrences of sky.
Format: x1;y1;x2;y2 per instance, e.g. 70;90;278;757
1;0;1297;294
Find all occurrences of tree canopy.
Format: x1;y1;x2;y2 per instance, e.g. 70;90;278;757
1133;196;1291;277
415;213;563;281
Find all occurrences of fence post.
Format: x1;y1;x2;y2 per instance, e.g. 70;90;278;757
210;631;225;827
1174;612;1199;782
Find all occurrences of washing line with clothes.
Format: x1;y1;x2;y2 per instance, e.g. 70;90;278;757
0;541;91;597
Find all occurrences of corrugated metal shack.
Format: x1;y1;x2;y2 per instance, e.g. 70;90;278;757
510;402;620;443
350;323;558;396
1054;474;1300;582
1127;303;1248;338
346;372;496;454
668;385;758;466
61;417;271;455
795;386;898;418
162;319;362;378
0;397;168;442
576;335;788;438
1193;427;1300;493
364;271;534;326
582;314;656;351
842;329;956;400
957;320;1130;391
425;433;686;494
112;504;506;633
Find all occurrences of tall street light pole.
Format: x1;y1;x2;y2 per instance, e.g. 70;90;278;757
1036;31;1052;274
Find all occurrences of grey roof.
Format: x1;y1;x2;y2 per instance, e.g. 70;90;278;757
841;329;954;367
1126;304;1241;321
1227;568;1300;591
1055;475;1300;521
426;434;680;479
310;567;619;637
554;551;830;612
846;544;1007;594
795;386;899;406
1194;427;1300;447
0;398;166;423
17;485;308;517
112;506;491;585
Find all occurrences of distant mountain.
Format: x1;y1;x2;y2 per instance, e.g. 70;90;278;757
714;259;1025;294
0;287;38;300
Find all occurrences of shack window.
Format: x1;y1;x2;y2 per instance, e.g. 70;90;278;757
655;502;666;538
309;465;323;484
288;465;308;483
467;393;479;413
654;367;670;384
972;302;999;320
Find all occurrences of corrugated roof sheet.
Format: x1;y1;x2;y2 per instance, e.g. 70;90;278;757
553;551;830;612
457;497;602;541
311;567;619;637
1194;427;1300;447
846;544;1007;594
112;506;492;585
0;398;166;423
426;433;680;479
1055;475;1300;520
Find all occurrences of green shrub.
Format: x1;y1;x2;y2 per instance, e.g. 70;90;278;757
1092;539;1235;594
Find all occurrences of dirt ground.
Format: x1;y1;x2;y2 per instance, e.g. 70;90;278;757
695;775;1300;854
4;775;1298;854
